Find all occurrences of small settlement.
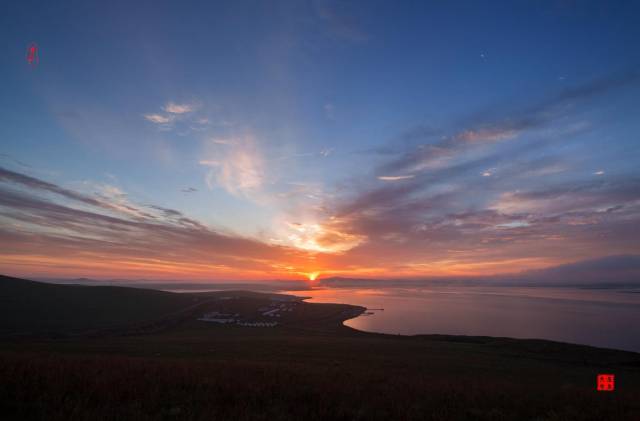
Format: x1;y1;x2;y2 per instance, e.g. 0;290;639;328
197;298;301;328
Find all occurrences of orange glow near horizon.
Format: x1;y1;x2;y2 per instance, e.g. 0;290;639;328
0;250;567;282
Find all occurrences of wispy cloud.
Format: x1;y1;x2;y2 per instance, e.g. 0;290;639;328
200;134;266;198
144;101;201;131
323;103;335;120
0;167;129;214
320;148;334;157
377;175;415;181
379;72;639;176
163;102;196;114
144;114;172;124
455;128;519;143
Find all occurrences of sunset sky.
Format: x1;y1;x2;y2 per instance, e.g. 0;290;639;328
1;1;639;281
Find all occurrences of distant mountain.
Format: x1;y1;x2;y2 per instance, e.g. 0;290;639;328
517;255;640;286
315;276;480;288
315;255;640;288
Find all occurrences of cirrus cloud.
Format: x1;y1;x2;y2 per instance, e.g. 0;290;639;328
200;134;266;198
163;102;196;114
144;113;173;124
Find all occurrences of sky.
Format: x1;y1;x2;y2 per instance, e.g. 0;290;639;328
0;1;639;281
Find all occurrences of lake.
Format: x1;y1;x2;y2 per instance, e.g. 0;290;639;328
283;286;640;352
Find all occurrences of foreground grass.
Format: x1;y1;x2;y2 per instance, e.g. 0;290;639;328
0;351;636;421
2;324;640;421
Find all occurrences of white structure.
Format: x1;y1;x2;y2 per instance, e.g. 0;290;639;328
198;311;238;323
237;321;278;327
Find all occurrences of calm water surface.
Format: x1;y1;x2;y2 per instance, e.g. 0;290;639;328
283;287;640;352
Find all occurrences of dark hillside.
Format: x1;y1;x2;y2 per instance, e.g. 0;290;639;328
0;275;200;335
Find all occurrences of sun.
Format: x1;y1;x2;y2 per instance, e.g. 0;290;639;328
306;272;320;281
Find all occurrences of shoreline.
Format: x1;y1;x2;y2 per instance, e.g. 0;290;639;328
289;288;640;354
2;275;639;355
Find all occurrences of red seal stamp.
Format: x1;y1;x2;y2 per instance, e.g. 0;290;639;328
26;42;39;68
597;374;615;391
